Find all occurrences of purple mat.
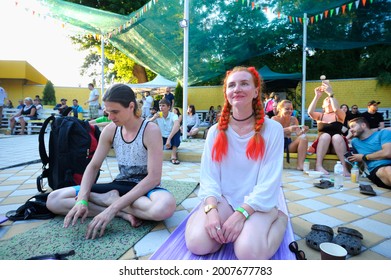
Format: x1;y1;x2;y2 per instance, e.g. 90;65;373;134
150;187;296;260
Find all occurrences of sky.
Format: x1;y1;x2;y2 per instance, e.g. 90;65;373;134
0;0;92;87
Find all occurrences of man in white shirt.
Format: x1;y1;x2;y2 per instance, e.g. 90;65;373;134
85;83;100;120
141;91;154;118
0;86;7;119
150;98;181;164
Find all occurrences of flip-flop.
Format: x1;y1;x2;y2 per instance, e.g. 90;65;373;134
170;158;180;165
359;183;376;196
314;179;333;189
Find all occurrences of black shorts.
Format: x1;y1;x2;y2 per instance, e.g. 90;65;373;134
367;164;391;189
90;180;168;198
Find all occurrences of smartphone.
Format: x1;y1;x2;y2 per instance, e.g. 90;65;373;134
344;151;353;158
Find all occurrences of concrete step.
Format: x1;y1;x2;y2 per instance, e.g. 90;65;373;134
108;137;338;172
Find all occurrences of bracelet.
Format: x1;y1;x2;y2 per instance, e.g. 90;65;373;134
362;154;368;162
75;199;88;206
236;207;250;220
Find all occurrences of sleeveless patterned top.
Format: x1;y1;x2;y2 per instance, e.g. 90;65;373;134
113;120;149;183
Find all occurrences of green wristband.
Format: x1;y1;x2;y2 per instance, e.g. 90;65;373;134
75;199;88;206
236;207;250;220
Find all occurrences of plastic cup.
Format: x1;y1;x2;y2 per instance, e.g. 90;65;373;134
158;112;163;118
320;242;347;260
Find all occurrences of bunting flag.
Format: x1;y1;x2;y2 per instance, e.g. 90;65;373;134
238;0;378;25
13;0;379;37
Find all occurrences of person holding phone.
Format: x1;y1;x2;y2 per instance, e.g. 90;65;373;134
307;80;350;176
347;117;391;189
272;100;309;170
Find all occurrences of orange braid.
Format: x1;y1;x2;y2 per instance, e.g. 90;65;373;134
246;95;266;160
212;66;266;162
211;100;231;161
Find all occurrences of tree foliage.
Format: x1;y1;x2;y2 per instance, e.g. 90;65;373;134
42;80;56;105
65;0;152;84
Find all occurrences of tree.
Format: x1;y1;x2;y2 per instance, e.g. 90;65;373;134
65;0;151;84
174;82;183;109
42;81;56;105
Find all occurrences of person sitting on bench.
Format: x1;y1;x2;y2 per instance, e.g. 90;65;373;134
9;97;37;135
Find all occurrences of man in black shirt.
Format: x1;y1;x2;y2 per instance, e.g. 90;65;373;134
361;100;384;131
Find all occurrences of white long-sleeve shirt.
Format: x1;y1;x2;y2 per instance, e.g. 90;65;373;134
186;113;200;128
198;118;284;212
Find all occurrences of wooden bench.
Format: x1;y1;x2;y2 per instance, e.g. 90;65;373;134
311;109;390;128
283;152;340;172
1;108;91;135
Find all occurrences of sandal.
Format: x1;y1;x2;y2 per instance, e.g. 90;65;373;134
305;224;334;251
170;158;180;165
333;227;363;256
359;183;376;196
314;179;333;189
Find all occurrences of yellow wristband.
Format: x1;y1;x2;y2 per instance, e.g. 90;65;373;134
75;200;88;206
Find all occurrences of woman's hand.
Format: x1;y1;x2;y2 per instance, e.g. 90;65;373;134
314;86;324;98
322;81;333;96
221;211;246;243
85;207;116;239
290;125;301;134
63;201;89;229
205;210;225;244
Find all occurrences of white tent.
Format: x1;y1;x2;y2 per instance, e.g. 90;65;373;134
127;75;177;89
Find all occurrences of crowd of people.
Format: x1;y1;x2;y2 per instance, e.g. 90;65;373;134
1;67;390;261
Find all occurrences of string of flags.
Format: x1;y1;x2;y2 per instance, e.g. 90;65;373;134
238;0;376;25
13;0;377;40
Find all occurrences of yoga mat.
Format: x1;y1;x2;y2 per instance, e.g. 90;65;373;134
150;187;296;260
0;180;198;260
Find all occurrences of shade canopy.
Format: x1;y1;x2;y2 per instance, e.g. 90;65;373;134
26;0;389;85
127;75;177;89
258;66;302;91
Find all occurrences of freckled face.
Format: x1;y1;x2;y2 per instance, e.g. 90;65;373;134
226;71;258;107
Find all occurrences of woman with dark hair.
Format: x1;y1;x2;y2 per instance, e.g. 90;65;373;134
173;107;183;125
47;83;176;239
185;104;200;138
185;66;288;259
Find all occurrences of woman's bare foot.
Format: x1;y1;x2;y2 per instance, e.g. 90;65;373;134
90;189;120;207
315;165;329;175
297;166;303;171
117;211;143;227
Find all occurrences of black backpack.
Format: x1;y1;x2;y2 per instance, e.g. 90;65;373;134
37;108;101;193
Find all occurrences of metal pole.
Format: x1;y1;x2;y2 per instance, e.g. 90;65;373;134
101;35;105;100
182;0;189;140
301;13;307;126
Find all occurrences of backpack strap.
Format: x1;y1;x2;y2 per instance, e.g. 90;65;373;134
39;115;55;166
62;107;73;116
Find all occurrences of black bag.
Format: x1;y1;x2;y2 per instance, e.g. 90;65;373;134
37;107;101;193
6;193;55;221
27;250;75;260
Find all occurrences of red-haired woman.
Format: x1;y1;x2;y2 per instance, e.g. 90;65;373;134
185;66;288;259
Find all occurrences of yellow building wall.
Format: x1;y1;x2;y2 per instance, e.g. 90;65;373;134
304;78;391;109
2;78;390;112
20;85;102;109
187;78;391;111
